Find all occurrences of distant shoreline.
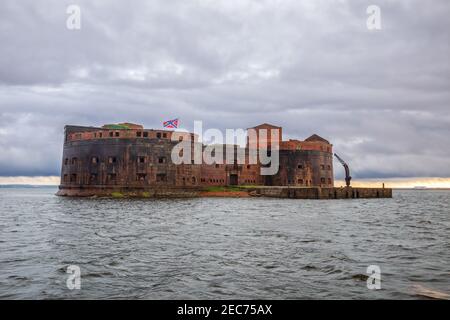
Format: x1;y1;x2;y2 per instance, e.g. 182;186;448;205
1;185;449;191
0;184;58;188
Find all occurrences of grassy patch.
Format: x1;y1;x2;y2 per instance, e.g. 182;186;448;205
203;186;244;192
111;192;125;198
141;191;151;198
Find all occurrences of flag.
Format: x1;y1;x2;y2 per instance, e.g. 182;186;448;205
163;118;179;129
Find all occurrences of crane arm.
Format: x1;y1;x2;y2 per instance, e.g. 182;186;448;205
334;153;352;187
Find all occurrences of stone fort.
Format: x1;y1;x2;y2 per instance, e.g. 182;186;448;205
58;122;335;196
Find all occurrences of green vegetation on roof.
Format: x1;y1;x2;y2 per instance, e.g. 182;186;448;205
102;124;131;130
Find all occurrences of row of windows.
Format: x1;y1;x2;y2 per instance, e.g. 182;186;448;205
200;178;225;183
321;177;333;184
138;156;167;164
65;157;255;166
65;157;331;171
64;156;168;165
90;131;171;139
181;177;197;184
135;131;168;139
63;173;169;183
135;173;168;182
64;174;331;185
89;131;195;140
287;178;332;185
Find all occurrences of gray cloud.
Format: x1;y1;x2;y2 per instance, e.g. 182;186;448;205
0;0;449;179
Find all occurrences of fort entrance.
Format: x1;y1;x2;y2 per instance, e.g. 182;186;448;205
229;174;238;185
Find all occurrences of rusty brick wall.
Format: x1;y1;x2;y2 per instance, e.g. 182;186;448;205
268;150;334;187
59;125;334;191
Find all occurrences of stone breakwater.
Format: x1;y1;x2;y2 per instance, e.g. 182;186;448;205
57;186;392;199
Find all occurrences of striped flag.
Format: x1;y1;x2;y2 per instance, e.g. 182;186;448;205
163;118;179;129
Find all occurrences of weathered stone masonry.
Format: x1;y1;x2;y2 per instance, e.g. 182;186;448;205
57;122;390;198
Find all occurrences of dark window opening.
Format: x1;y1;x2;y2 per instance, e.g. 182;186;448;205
136;173;147;181
108;157;117;164
70;174;77;183
297;164;303;169
136;131;142;137
298;179;303;184
64;158;69;165
71;157;78;165
327;165;331;170
320;165;325;170
163;133;167;138
115;132;120;137
143;132;148;138
156;132;161;138
328;178;332;185
109;132;113;137
247;165;250;169
156;173;167;182
178;136;183;141
215;164;219;168
138;156;146;163
158;157;166;164
321;177;326;184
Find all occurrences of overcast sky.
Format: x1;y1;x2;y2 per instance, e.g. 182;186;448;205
0;0;449;181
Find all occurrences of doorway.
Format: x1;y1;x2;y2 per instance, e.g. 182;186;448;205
229;174;238;185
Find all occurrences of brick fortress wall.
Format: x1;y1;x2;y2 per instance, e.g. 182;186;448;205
59;123;334;191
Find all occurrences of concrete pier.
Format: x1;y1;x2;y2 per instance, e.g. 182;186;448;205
245;186;392;199
57;185;392;199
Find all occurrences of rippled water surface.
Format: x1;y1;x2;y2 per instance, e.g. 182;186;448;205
0;187;449;299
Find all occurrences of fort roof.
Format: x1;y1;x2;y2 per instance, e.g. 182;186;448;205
249;123;282;129
305;134;330;144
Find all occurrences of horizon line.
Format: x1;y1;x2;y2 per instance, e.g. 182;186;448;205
1;176;450;189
